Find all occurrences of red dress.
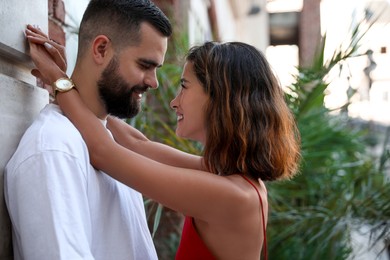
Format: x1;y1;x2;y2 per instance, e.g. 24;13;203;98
175;175;268;260
175;216;216;260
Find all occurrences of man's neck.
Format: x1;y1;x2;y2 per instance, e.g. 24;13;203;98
70;71;108;120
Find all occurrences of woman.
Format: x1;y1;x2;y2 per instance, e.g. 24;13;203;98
26;26;300;260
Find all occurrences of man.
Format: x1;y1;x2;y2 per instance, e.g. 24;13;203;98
4;0;172;259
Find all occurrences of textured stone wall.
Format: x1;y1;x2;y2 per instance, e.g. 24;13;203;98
0;0;66;258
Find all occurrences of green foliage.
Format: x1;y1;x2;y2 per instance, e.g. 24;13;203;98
128;11;390;260
267;16;390;259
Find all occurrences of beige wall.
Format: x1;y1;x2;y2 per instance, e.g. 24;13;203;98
0;0;49;258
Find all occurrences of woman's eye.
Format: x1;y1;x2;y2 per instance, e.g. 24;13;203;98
175;87;184;97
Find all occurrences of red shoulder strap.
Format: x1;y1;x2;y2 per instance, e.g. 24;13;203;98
240;175;268;260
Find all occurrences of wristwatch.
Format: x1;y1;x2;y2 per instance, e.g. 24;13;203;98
52;77;75;97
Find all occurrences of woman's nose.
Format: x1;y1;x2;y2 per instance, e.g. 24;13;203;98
170;96;178;109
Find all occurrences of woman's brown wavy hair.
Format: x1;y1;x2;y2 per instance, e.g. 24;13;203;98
186;41;300;181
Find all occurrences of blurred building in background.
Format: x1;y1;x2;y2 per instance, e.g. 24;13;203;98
170;0;390;127
321;0;390;125
147;0;390;128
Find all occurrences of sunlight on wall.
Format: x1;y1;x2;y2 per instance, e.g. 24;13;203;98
266;45;299;91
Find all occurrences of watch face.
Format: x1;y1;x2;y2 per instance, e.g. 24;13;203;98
55;79;74;91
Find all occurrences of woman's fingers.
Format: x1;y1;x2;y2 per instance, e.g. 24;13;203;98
25;28;48;43
45;40;67;70
25;25;67;72
26;26;67;96
26;24;49;39
28;41;53;85
27;37;66;85
43;42;67;72
26;27;65;53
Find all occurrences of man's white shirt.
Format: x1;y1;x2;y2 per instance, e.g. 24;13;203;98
5;104;157;260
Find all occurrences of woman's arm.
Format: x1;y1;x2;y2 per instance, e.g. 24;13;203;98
25;27;244;222
26;25;204;171
107;116;204;170
57;90;242;222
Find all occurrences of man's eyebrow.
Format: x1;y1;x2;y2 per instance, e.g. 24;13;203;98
139;58;162;68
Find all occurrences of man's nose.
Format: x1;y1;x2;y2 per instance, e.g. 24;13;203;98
144;70;159;89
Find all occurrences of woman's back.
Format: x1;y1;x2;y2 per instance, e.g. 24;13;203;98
177;174;268;260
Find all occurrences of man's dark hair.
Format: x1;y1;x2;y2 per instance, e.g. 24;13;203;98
77;0;172;58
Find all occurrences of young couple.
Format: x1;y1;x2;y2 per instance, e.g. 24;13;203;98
6;0;300;259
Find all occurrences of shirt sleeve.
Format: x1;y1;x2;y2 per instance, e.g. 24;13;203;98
6;150;95;260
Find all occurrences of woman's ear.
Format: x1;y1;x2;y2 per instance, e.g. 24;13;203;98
92;35;112;65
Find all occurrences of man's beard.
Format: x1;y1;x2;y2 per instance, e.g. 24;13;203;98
97;56;148;119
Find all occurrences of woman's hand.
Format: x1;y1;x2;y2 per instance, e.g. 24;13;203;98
107;116;149;149
25;24;68;87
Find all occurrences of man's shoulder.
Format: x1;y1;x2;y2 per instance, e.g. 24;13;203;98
7;104;87;167
27;103;83;146
39;103;83;142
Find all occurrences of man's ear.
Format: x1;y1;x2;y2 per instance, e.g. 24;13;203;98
92;35;112;65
